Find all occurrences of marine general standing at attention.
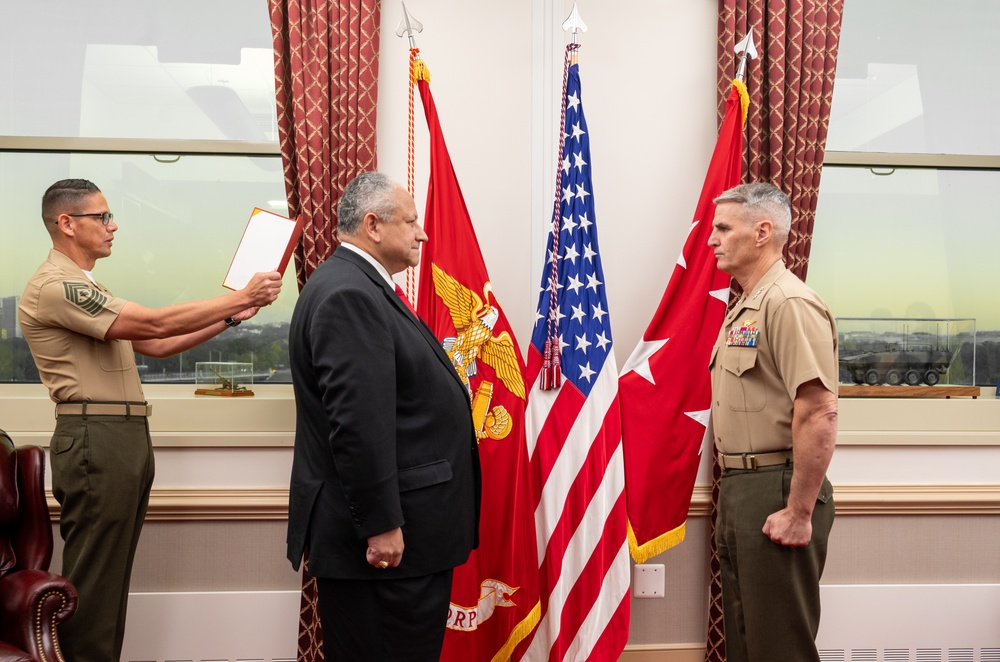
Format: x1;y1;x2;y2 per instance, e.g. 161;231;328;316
18;179;282;661
286;172;481;660
707;182;839;662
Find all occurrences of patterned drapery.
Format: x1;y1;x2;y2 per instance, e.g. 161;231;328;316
269;1;381;659
706;1;844;660
717;0;844;281
270;0;381;288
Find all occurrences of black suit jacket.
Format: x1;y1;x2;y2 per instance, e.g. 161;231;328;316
287;247;480;579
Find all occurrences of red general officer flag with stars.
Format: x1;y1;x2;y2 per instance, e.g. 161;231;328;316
620;79;748;563
413;68;541;662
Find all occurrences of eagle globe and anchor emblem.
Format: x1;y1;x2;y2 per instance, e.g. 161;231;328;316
431;264;528;632
431;264;526;441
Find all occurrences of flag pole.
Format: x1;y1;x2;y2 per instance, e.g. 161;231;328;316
705;32;755;662
396;2;426;301
732;30;756;123
396;2;423;50
734;28;757;83
562;2;587;47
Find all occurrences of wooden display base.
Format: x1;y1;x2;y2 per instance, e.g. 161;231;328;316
194;388;255;397
838;385;980;398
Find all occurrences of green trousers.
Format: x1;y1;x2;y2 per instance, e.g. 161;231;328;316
716;464;834;662
50;414;155;662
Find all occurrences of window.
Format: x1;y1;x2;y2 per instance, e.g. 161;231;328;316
0;1;296;384
0;2;277;142
809;0;1000;386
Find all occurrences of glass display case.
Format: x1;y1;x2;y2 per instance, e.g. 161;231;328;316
837;318;976;387
194;361;254;396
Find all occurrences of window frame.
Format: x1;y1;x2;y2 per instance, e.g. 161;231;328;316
824;152;1000;171
817;150;1000;388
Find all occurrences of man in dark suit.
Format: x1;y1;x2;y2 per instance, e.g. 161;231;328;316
287;172;481;660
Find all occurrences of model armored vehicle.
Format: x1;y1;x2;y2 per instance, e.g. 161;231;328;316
840;340;953;386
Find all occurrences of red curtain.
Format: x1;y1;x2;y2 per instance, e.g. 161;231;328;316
269;1;381;659
706;2;844;660
718;0;844;281
270;0;381;288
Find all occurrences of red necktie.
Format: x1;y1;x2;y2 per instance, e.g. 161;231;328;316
394;283;417;315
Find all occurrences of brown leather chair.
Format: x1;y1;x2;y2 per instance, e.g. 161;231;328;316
0;430;78;662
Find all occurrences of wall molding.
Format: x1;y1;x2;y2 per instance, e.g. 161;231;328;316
688;484;1000;517
47;489;290;522
45;484;1000;522
824;484;1000;515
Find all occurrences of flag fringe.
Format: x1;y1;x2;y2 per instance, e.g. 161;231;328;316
490;601;541;662
410;47;431;82
412;57;431;82
732;78;749;123
627;518;687;564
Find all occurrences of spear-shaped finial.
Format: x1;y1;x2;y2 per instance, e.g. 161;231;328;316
734;29;757;81
562;2;587;45
395;2;424;50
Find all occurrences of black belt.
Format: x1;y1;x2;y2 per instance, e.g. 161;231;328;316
55;401;152;418
718;450;792;470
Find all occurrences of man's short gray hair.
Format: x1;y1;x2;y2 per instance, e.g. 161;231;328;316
337;172;401;237
713;182;792;243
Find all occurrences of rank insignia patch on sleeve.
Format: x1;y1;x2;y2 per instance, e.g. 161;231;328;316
63;282;108;316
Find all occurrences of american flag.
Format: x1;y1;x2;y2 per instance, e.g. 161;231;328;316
519;56;631;662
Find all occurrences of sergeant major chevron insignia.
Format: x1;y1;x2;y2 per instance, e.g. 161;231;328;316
63;282;107;316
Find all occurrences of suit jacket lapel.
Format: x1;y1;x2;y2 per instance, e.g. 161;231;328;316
333;250;468;398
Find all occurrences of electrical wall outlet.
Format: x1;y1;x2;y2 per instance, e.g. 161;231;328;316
633;563;665;598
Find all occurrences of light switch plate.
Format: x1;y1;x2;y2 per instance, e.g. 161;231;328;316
633;563;665;598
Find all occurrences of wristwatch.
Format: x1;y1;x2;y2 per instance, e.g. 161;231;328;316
224;317;241;328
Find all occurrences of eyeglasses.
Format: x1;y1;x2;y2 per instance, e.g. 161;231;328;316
67;212;114;226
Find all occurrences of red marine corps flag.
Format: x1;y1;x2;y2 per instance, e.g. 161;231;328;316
620;76;748;563
410;53;541;662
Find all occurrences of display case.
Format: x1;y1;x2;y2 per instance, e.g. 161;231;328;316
837;318;976;387
194;361;254;396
